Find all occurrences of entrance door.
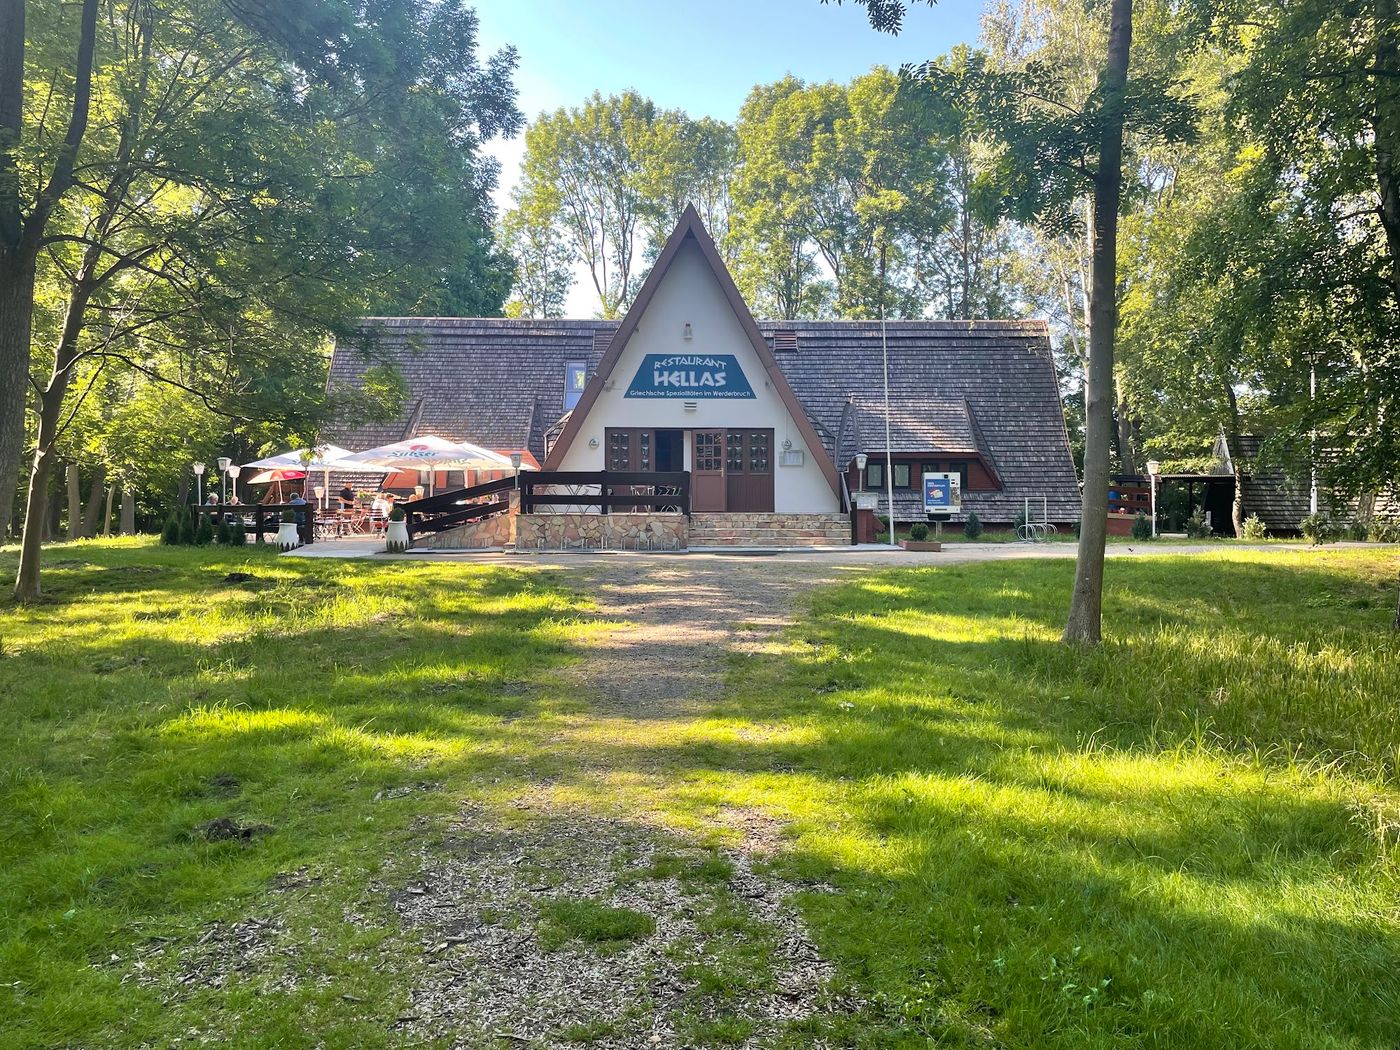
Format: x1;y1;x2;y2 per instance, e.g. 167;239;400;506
725;429;775;512
692;430;725;511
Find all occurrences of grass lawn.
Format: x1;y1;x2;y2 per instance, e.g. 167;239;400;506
2;539;1398;1048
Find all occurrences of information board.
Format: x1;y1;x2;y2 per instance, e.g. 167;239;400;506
923;472;962;513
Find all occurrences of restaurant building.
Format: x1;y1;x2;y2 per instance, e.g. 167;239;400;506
327;207;1081;546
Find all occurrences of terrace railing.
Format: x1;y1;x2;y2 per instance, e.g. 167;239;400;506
519;470;689;516
404;476;515;538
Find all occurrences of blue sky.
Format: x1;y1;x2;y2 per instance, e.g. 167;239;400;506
472;0;984;312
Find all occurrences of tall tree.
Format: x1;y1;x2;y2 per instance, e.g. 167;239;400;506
514;91;684;318
10;0;519;598
0;0;100;541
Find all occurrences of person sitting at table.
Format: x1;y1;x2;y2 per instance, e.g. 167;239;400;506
370;492;389;518
338;484;355;513
226;493;241;506
288;491;308;526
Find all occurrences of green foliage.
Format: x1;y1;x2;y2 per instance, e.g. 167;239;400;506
1242;514;1267;541
280;510;297;524
963;511;983;539
388;506;406;522
1367;517;1400;544
160;511;182;546
177;509;196;546
909;522;930;541
192;514;214;547
1184;507;1211;539
1131;511;1153;540
229;518;248;546
1300;513;1342;546
214;519;233;546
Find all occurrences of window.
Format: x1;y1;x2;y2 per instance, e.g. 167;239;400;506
865;462;883;489
638;430;651;471
948;461;970;489
564;361;587;411
726;432;745;473
748;431;770;472
695;432;723;472
607;430;631;470
892;463;911;489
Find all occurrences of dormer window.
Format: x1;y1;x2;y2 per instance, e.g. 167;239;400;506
564;360;587;411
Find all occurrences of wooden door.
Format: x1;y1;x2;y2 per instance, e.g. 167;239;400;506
605;428;652;471
725;429;774;512
692;430;725;511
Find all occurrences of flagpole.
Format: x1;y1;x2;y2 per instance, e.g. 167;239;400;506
882;307;896;548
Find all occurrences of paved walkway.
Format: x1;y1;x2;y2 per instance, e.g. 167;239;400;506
285;538;1315;566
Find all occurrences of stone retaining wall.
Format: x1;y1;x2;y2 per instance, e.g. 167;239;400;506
413;510;515;549
516;513;688;551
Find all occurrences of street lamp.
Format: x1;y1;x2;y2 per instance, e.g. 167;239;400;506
510;451;524;490
216;456;231;502
227;463;241;504
192;461;206;507
1146;459;1161;539
855;452;868;492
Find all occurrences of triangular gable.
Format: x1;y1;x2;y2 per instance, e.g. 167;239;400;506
541;205;841;498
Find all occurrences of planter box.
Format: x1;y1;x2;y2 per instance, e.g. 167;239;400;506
900;540;943;552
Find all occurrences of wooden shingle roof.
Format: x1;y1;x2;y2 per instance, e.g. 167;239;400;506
325;316;1081;521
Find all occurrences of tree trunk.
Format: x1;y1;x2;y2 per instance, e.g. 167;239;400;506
120;487;135;534
0;0;27;541
66;463;81;540
1064;0;1133;645
1376;0;1400;301
1115;382;1137;475
102;482;115;537
82;463;105;536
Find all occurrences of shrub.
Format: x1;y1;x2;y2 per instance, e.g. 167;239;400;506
1367;516;1400;543
229;518;248;545
1184;508;1211;539
178;508;196;545
1300;512;1341;545
1242;514;1267;541
388;505;406;522
214;519;233;545
193;513;214;546
1131;512;1153;540
160;511;182;545
1345;519;1369;542
281;509;297;524
909;522;930;541
963;512;983;539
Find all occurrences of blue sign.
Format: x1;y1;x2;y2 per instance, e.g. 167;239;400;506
923;472;961;513
625;354;755;399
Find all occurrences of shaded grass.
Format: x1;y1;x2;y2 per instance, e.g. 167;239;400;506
1;539;1398;1048
537;898;655;951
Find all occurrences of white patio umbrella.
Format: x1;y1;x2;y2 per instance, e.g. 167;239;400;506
242;444;360;509
339;435;516;496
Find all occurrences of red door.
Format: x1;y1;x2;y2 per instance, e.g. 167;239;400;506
692;430;725;511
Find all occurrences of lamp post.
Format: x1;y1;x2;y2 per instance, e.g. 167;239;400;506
1146;459;1161;538
855;452;868;493
227;463;241;504
510;451;523;489
192;461;205;507
217;456;231;503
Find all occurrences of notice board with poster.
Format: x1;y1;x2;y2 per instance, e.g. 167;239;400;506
923;472;962;515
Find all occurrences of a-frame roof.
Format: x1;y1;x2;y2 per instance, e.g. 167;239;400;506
540;204;842;497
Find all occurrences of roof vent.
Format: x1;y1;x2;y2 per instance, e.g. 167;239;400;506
772;329;798;353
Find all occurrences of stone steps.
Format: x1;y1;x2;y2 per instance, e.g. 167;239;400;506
689;512;851;547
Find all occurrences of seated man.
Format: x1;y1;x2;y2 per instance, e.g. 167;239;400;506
338;484;356;513
288;491;308;526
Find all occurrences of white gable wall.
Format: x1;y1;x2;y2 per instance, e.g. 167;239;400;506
555;238;837;513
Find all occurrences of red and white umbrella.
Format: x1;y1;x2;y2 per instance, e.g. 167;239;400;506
340;436;516;495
